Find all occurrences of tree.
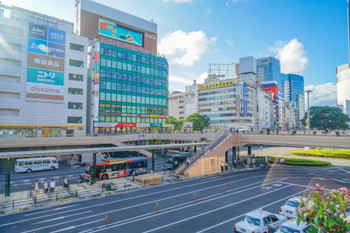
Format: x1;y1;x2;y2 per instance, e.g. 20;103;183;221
301;106;350;130
168;116;183;131
297;184;350;233
185;113;210;132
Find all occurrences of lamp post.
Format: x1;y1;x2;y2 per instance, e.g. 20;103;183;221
305;89;313;135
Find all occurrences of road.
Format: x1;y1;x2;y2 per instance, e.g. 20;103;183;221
0;165;349;233
0;158;166;193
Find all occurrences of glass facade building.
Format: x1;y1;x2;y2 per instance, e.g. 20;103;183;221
282;74;305;127
90;42;169;133
256;56;282;88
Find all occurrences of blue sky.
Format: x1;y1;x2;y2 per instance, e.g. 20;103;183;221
3;0;348;106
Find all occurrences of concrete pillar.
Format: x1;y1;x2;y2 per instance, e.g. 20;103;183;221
248;146;252;156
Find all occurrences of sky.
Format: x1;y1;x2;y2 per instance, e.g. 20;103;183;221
2;0;348;107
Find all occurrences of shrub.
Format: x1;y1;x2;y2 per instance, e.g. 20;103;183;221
291;148;350;159
265;156;331;167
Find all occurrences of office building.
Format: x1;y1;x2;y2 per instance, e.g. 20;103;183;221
256;56;282;88
0;3;88;138
282;74;305;128
336;63;350;116
74;0;169;134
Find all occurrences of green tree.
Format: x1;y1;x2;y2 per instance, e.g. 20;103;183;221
185;113;210;131
301;106;350;130
168;116;183;131
297;184;350;233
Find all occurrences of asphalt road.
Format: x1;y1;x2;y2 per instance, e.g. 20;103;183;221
0;158;166;193
1;165;349;233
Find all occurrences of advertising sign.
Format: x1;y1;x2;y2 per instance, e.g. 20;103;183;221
243;82;247;116
27;67;64;86
48;42;65;58
28;23;47;40
48;28;66;44
98;18;143;47
28;53;64;72
26;82;64;100
28;38;48;55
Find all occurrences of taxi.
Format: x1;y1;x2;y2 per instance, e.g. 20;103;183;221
280;197;307;219
234;209;287;233
276;220;314;233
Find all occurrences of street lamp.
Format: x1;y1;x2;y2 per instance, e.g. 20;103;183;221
305;89;313;135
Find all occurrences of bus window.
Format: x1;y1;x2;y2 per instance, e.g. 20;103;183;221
99;165;107;173
25;161;33;165
106;165;112;172
34;160;42;165
43;160;50;164
52;160;57;164
19;161;24;166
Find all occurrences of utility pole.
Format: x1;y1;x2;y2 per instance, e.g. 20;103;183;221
305;89;313;135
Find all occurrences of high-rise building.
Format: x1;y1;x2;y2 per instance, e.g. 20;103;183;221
336;63;350;116
282;74;305;128
256;56;282;88
75;0;169;134
348;0;350;61
0;2;88;138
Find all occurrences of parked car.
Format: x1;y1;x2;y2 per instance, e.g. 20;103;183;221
276;220;315;233
234;209;287;233
280;196;307;219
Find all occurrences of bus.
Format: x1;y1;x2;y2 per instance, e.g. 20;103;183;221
165;152;193;170
84;157;148;180
15;157;59;173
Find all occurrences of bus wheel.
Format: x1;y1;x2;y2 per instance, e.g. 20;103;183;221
27;169;32;173
102;174;108;180
50;166;55;171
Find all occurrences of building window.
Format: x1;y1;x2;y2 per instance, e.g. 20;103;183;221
0;24;22;36
69;73;83;82
68;102;83;109
68;117;82;123
69;43;84;52
69;59;84;68
68;88;83;95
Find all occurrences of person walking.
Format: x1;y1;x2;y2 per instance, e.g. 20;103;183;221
50;179;55;192
221;161;224;172
63;177;69;188
186;158;190;167
225;162;228;171
44;180;48;193
78;175;83;186
33;180;40;194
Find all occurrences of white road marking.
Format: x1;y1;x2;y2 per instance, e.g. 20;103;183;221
51;226;75;233
33;210;92;225
53;204;80;211
68;175;74;177
54;176;60;179
331;178;349;183
23;180;30;182
339;168;350;174
196;188;311;233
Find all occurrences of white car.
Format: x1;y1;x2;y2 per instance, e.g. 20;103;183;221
276;220;313;233
234;209;287;233
280;197;307;219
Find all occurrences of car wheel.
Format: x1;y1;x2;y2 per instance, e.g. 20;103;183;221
50;166;55;171
27;169;32;173
102;174;108;180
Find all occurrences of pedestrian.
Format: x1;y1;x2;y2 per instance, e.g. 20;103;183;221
186;158;190;167
50;179;55;192
78;175;83;186
33;180;40;193
63;177;69;188
221;161;224;172
225;162;228;171
162;164;166;174
44;180;48;193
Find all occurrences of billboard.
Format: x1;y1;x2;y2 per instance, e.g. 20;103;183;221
99;18;143;47
243;82;247;116
27;23;66;102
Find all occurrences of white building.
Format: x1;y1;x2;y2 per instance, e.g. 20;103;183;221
336;63;350;116
0;3;88;138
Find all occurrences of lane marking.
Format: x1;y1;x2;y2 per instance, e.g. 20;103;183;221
25;204;80;216
331;178;349;184
196;188;311;233
51;226;75;233
33;210;92;225
339;168;350;174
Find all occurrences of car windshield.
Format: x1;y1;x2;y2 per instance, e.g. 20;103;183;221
278;226;300;233
287;200;300;207
243;215;260;226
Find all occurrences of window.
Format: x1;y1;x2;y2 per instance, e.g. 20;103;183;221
69;43;84;52
68;88;83;95
69;73;83;82
68;102;83;110
270;215;279;222
69;59;84;68
263;217;272;226
34;160;42;165
18;161;24;166
25;161;33;165
68;117;82;123
43;160;50;164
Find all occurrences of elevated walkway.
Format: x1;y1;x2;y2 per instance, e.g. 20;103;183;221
104;136;152;157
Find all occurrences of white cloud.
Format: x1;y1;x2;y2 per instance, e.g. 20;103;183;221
305;83;337;107
163;0;192;3
226;1;229;6
158;30;217;67
271;38;308;75
169;74;193;85
198;72;208;84
207;8;211;14
226;39;234;47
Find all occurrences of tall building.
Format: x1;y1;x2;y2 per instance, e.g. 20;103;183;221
75;0;169;134
336;63;350;116
282;74;305;128
0;3;88;138
348;0;350;61
256;56;282;88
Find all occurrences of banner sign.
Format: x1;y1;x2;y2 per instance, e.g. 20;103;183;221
28;38;48;55
48;28;66;44
243;82;247;116
27;53;64;72
98;18;143;47
27;67;64;86
28;23;47;40
48;42;65;58
26;82;64;100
